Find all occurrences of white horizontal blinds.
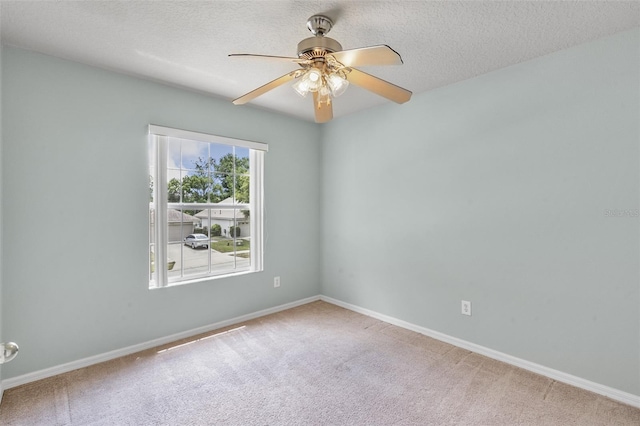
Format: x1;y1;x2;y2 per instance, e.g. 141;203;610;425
148;125;269;152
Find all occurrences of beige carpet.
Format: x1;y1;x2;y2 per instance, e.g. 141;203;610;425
1;300;639;425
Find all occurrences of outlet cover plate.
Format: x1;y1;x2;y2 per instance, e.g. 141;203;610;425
461;300;471;316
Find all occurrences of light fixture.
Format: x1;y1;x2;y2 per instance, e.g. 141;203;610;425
0;342;19;364
292;66;349;102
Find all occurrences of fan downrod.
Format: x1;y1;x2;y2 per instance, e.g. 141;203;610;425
307;15;333;36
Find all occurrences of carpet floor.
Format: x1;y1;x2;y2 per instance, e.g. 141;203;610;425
0;300;639;425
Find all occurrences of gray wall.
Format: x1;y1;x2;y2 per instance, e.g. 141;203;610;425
2;28;639;398
321;28;640;395
1;46;322;378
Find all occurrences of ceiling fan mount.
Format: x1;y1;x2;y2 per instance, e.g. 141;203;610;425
229;14;412;123
306;14;334;36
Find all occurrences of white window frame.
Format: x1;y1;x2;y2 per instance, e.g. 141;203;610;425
148;124;267;288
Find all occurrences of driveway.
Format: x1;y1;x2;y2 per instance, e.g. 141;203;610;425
166;241;250;278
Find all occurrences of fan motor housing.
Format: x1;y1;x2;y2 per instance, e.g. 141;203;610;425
297;36;343;59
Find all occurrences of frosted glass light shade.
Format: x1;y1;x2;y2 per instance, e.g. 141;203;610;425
292;77;311;97
293;68;324;97
326;73;349;97
0;342;19;364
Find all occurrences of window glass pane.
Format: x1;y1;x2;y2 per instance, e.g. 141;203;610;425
233;213;251;270
179;138;210;170
149;203;156;282
167;243;183;280
210;144;234;168
167;176;181;203
235;174;250;204
149;169;155;204
234;147;250;203
193;209;208;235
167;137;181;202
149;243;157;283
212;145;236;201
181;169;213;203
167;208;196;244
213;172;232;202
167;138;182;172
234;147;250;173
181;233;211;278
149;174;156;228
209;213;247;272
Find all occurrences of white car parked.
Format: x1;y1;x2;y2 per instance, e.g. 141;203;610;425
184;233;209;249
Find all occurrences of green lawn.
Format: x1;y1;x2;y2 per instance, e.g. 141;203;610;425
210;238;250;253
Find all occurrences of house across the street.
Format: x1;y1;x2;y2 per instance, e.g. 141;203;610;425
195;197;250;238
150;208;200;243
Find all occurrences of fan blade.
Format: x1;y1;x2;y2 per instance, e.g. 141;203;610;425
344;68;412;104
229;54;310;64
329;45;403;67
313;92;333;123
232;71;298;105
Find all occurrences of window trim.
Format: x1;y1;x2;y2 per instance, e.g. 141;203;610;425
148;125;269;152
148;125;267;288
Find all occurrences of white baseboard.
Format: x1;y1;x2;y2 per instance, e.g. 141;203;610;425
1;295;320;390
320;295;640;409
3;294;639;410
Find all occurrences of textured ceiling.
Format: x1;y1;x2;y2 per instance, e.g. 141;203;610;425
1;1;639;122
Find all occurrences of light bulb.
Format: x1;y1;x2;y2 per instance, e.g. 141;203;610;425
318;84;331;97
306;69;323;92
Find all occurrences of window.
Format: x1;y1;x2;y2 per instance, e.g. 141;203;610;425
148;125;267;288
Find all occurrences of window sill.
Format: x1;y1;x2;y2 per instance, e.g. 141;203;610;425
149;268;261;290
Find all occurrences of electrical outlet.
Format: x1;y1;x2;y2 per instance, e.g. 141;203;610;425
274;276;281;288
461;300;471;316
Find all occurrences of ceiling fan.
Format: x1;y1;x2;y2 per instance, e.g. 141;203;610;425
229;15;412;123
